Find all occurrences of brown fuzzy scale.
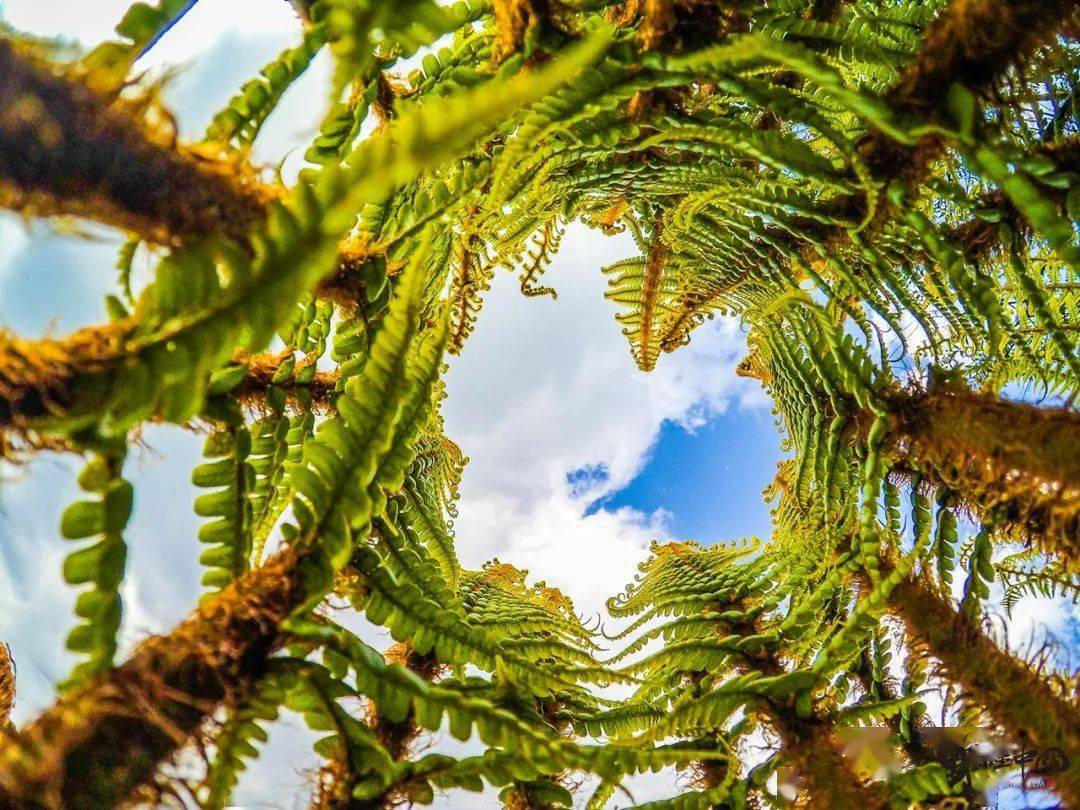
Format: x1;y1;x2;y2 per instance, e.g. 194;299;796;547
768;711;889;810
315;245;383;313
890;574;1080;807
0;335;341;431
0;40;269;246
0;644;13;731
940;190;1034;262
493;0;541;60
607;0;746;53
232;351;341;413
857;0;1079;185
677;670;732;791
880;385;1080;568
0;548;306;809
501;779;573;810
492;0;578;63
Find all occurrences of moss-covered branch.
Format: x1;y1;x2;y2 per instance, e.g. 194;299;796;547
882;385;1080;566
889;573;1080;807
0;39;268;245
0;548;306;808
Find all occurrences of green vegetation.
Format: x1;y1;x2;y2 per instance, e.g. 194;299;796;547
0;0;1077;806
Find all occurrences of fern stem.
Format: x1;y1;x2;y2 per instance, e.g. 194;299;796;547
768;709;889;810
749;646;889;808
313;641;442;809
0;643;14;732
0;547;307;807
0;40;267;245
0;337;338;431
232;351;341;412
858;0;1079;184
0;42;397;313
889;573;1080;807
880;385;1080;567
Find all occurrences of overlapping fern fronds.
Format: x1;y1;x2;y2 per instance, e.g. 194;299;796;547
0;0;1078;806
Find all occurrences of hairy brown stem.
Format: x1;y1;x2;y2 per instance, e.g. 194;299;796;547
0;332;341;431
889;574;1080;807
368;643;440;762
768;710;888;810
314;642;444;810
0;41;387;307
0;644;14;731
733;618;887;808
882;385;1080;566
0;548;307;808
0;39;268;245
857;0;1078;184
796;0;1079;259
232;351;341;413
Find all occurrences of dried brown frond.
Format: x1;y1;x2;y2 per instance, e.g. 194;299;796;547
517;219;562;299
633;217;669;372
447;218;493;355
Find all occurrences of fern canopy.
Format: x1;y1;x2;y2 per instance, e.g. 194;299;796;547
0;0;1078;807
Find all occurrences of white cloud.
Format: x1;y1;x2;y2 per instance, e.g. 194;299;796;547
1;0;300;50
441;223;761;624
0;7;759;806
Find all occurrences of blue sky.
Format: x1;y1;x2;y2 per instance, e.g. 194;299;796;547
589;408;781;542
0;3;1076;808
0;4;769;803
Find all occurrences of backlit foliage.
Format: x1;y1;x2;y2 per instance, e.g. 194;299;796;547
0;0;1078;807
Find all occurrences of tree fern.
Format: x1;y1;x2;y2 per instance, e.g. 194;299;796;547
1;0;1079;806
